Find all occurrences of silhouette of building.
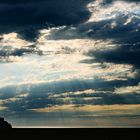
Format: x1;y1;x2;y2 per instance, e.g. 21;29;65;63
0;117;12;128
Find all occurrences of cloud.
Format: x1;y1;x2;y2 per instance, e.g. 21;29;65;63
29;104;140;114
29;104;75;113
0;0;92;40
1;78;140;115
0;32;41;62
88;42;140;69
0;106;8;111
0;0;139;41
1;31;136;88
115;83;140;94
0;33;32;48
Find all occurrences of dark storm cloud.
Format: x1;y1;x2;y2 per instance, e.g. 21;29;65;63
74;0;140;69
3;92;140;115
0;78;134;99
0;0;138;41
0;77;139;98
83;14;140;68
0;0;90;25
0;0;92;40
0;79;121;100
1;79;140;115
88;42;140;68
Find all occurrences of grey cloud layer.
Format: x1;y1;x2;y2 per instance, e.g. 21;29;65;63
0;77;140;115
0;0;92;40
0;0;137;40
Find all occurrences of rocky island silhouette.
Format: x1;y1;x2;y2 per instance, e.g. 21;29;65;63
0;117;12;128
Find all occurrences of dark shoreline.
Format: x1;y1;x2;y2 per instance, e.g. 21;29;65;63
0;117;12;128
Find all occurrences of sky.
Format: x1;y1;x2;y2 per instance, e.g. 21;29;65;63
0;0;140;127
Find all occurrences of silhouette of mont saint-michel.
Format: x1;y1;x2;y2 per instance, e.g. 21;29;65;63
0;117;12;128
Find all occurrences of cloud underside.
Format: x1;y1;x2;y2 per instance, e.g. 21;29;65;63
0;0;140;124
30;104;140;115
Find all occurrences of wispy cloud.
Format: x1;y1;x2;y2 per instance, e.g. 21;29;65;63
115;83;140;94
29;104;140;115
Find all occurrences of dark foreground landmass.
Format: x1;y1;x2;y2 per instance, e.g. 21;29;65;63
0;117;12;128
